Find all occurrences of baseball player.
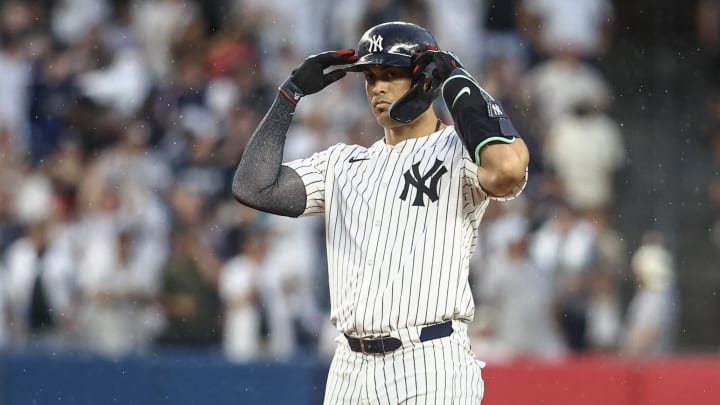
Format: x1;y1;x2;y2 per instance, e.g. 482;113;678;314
232;21;529;404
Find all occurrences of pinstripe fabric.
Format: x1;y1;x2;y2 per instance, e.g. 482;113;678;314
323;321;484;404
285;127;491;336
285;126;519;404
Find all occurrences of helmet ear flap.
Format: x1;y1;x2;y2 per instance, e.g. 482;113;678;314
389;61;442;123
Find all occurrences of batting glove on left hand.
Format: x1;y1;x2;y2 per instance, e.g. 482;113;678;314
279;49;358;104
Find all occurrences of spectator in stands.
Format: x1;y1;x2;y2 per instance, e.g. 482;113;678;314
584;208;625;353
4;173;77;348
477;214;567;360
233;0;327;62
620;232;679;356
219;225;265;361
543;95;625;213
50;0;109;46
0;176;22;259
262;215;326;356
175;106;227;201
522;51;613;131
133;0;198;81
474;0;528;71
517;0;615;63
76;226;165;357
586;262;622;353
0;1;38;155
155;225;222;347
530;202;597;351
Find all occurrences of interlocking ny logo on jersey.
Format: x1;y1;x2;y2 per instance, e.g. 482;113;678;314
399;159;448;207
368;34;384;52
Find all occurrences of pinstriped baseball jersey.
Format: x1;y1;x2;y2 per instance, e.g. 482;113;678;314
286;126;523;337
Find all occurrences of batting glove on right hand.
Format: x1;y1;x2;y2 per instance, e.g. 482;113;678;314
279;49;358;104
411;50;464;83
414;50;520;165
387;50;462;123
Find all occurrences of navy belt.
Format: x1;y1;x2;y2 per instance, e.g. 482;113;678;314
344;321;453;354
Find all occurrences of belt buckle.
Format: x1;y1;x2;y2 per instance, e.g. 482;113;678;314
359;337;385;354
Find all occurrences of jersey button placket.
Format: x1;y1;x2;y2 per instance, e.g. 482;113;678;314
368;212;382;264
364;222;376;267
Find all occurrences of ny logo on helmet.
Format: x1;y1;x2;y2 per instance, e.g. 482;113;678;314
368;34;384;52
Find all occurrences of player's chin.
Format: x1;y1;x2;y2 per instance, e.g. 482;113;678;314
374;109;398;128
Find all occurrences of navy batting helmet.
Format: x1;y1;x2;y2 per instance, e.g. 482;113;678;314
347;22;444;123
346;22;439;72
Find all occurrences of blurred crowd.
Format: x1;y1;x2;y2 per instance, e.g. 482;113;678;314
701;1;720;252
0;0;709;363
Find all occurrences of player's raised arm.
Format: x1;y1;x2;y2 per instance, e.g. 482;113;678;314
231;49;358;216
411;51;529;197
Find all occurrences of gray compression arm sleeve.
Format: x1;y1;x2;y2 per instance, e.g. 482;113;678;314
231;94;307;217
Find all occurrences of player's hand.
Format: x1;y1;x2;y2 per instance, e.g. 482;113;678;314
411;50;464;83
279;49;358;104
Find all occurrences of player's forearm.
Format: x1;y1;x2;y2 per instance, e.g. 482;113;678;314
439;66;528;196
231;94;307;217
477;139;529;197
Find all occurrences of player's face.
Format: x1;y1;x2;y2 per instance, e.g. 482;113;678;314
363;65;413;128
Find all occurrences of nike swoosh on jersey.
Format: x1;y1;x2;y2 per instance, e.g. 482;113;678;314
349;156;370;163
452;87;471;109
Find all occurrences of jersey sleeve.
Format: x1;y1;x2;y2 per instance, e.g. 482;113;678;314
283;147;333;216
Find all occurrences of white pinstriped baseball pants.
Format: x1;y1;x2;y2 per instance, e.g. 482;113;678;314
323;321;485;404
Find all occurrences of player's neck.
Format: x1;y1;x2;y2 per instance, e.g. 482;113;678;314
383;110;444;146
